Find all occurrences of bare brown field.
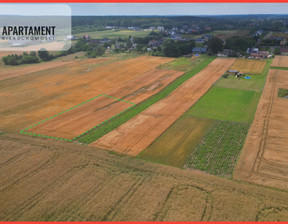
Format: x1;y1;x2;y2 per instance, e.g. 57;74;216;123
230;58;266;74
91;58;236;156
234;69;288;191
0;56;182;133
271;55;288;68
1;133;288;221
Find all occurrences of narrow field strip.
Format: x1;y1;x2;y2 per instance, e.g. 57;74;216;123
185;120;249;177
270;66;288;70
20;94;135;142
78;56;216;144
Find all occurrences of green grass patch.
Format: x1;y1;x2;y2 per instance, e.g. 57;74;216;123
138;115;215;168
271;66;288;70
78;56;216;144
185;120;249;177
158;55;209;71
187;87;261;123
278;88;288;98
215;59;272;92
74;30;151;39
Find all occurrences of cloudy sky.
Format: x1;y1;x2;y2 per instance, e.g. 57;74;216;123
1;3;288;16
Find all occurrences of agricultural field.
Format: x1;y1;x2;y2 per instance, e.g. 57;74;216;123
235;69;288;191
158;55;210;71
140;58;270;174
74;29;151;39
271;55;288;68
139;116;215;168
78;55;215;144
230;58;266;74
187;87;261;123
185;121;249;177
215;59;271;92
2;133;288;221
182;30;250;40
0;55;183;135
90;58;235;155
0;52;85;81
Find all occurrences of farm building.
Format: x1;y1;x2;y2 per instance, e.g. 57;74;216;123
251;51;269;59
192;47;207;54
247;48;259;54
196;38;205;44
227;70;239;75
202;34;214;41
217;49;234;57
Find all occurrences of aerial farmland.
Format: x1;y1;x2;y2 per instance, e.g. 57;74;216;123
2;11;288;222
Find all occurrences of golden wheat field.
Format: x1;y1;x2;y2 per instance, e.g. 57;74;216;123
230;58;266;74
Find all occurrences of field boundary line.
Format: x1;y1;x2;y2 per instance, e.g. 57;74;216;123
19;94;135;142
270;66;288;70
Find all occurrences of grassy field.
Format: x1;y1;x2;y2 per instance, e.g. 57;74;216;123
139;116;215;168
187;87;261;123
158;56;207;72
78;56;215;144
271;66;288;70
74;29;151;39
185;121;249;177
230;58;266;74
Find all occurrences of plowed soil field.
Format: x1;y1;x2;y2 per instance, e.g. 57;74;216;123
0;56;183;134
90;58;236;156
234;69;288;191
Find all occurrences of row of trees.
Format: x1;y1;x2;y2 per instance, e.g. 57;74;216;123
2;38;107;66
151;39;195;57
206;36;257;55
2;50;54;66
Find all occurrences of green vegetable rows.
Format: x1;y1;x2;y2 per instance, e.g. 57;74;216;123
185;120;249;177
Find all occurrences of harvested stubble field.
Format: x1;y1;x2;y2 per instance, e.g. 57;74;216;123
26;95;134;140
90;58;235;156
271;55;288;68
0;56;184;135
0;52;85;81
235;69;288;191
230;58;266;74
1;134;288;221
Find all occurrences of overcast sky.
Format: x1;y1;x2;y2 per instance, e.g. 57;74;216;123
1;3;288;16
68;3;288;16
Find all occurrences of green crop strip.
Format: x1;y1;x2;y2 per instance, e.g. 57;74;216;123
78;56;216;144
271;66;288;70
20;94;135;142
